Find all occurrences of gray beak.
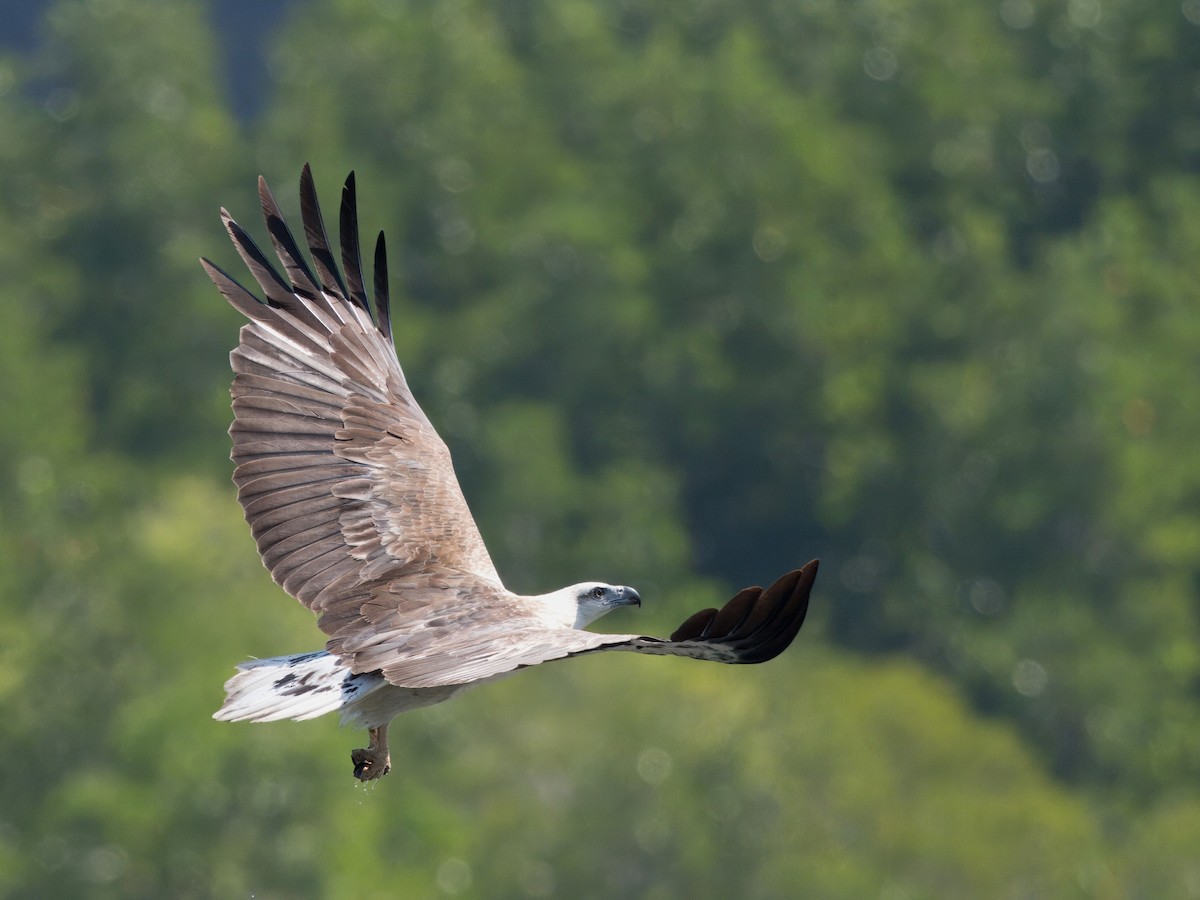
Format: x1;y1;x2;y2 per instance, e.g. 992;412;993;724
620;586;642;607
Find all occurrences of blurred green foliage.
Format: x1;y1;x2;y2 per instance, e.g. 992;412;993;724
2;0;1199;895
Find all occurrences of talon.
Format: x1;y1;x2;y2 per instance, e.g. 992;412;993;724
351;748;373;781
350;725;392;782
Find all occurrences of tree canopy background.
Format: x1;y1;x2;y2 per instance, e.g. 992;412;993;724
2;0;1199;896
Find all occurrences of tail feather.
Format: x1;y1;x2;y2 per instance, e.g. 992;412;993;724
214;650;384;723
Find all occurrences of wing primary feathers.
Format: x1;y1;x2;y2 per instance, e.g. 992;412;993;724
199;258;270;319
220;211;296;310
723;562;816;663
658;561;818;662
733;569;803;641
339;172;371;316
258;176;321;300
299;163;350;302
373;230;392;342
761;563;817;658
717;581;788;644
699;587;762;640
669;607;719;643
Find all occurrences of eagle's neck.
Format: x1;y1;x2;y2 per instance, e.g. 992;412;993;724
522;586;592;630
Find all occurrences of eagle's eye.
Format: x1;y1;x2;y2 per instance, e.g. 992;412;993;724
591;586;606;600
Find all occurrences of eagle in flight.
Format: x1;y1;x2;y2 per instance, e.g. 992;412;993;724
202;166;818;782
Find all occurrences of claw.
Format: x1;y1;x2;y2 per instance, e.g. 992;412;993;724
350;728;392;781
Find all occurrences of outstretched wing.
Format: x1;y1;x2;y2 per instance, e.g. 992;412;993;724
201;166;502;641
365;562;818;690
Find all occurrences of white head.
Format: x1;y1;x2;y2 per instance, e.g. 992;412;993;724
533;582;642;629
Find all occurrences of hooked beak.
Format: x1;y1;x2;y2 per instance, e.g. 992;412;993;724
619;586;642;608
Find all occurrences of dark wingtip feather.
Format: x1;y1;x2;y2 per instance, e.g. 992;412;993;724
259;175;321;299
670;607;720;643
339;171;370;315
698;585;762;640
373;230;392;342
668;559;818;663
221;210;295;310
733;568;804;640
299;163;350;302
732;560;818;664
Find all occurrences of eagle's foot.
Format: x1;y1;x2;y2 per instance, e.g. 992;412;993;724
351;725;391;782
351;747;390;781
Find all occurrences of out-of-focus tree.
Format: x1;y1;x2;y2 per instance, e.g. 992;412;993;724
1019;179;1200;794
0;0;243;894
23;0;240;464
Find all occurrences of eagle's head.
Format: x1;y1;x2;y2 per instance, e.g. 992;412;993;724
567;582;642;628
526;582;641;629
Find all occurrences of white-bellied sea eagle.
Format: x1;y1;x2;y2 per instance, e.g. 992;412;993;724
201;167;819;781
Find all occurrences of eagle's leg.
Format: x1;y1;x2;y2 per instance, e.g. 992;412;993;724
351;725;392;782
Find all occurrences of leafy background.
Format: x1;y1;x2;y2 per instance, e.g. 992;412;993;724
2;0;1199;896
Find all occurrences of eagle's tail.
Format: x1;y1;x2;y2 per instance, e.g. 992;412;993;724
213;650;385;723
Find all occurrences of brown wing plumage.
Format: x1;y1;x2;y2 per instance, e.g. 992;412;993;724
201;167;502;646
